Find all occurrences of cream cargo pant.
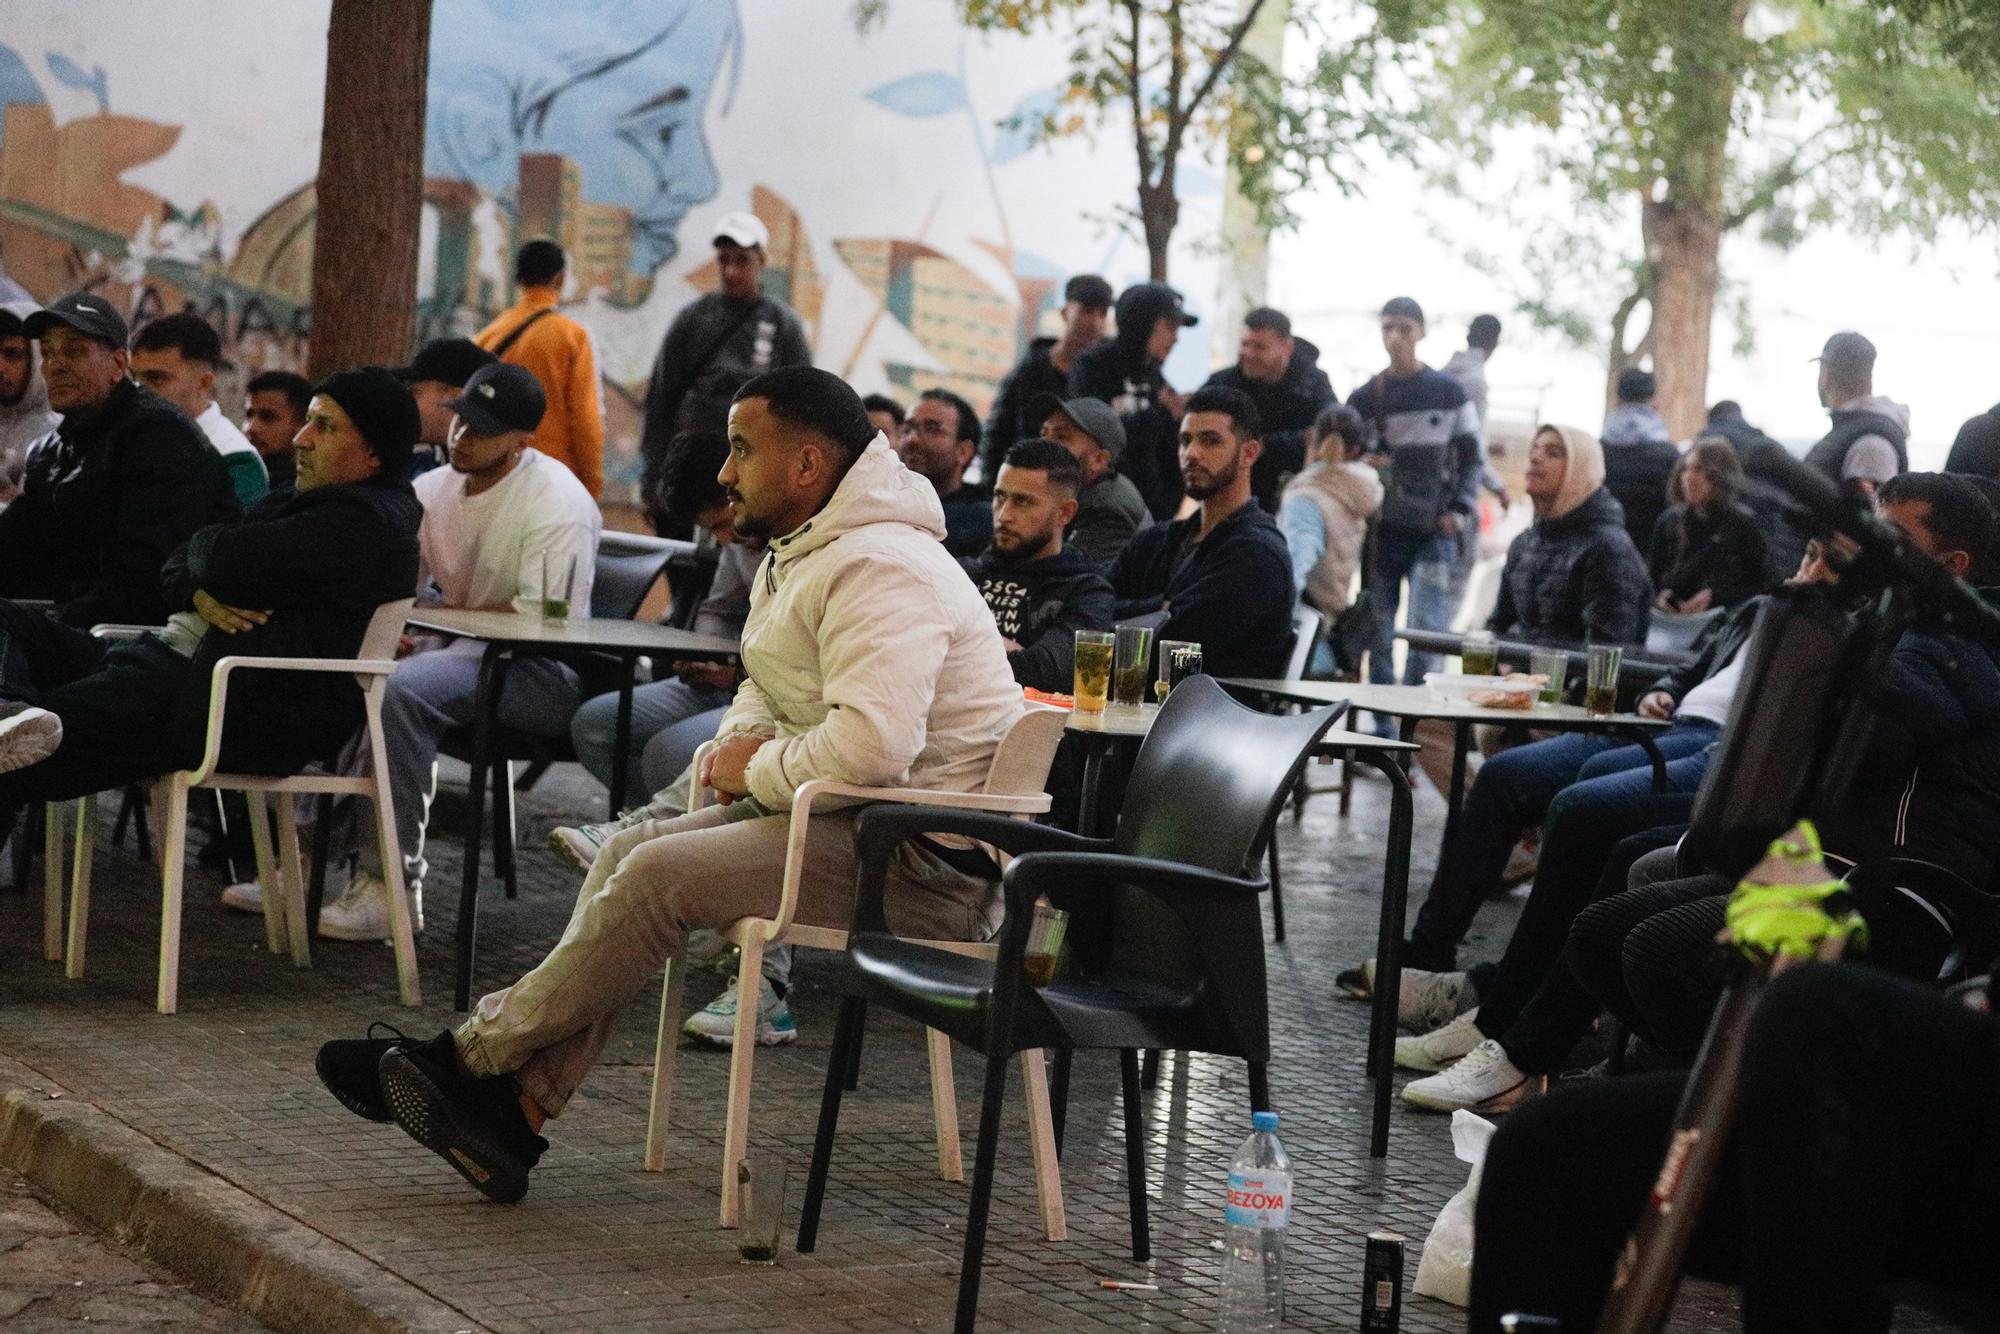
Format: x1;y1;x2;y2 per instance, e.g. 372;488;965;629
456;800;998;1117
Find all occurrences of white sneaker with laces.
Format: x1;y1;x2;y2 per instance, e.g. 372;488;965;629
220;881;265;913
316;870;424;941
0;704;61;774
1402;1038;1540;1113
682;976;798;1047
548;806;654;874
1394;1008;1484;1072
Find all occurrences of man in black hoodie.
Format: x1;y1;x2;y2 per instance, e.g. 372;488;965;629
961;438;1114;692
1111;385;1294;678
0;368;422;824
980;274;1112;479
1200;305;1336;512
0;291;240;627
1069;281;1199;520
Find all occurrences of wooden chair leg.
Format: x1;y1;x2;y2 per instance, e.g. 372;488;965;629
246;792;284;956
63;794;94;979
797;995;866;1255
1119;1049;1151;1262
156;781;189;1015
274;796;312;967
927;1029;964;1182
953;1042;1014;1334
42;801;65;963
1019;1049;1066;1242
643;945;688;1172
719;933;767;1228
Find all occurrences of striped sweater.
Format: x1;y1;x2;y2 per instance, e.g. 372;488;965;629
1347;368;1481;537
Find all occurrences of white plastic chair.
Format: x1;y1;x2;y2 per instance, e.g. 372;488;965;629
646;704;1071;1233
53;599;421;1014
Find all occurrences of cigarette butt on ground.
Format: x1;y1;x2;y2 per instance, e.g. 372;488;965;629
1097;1280;1159;1292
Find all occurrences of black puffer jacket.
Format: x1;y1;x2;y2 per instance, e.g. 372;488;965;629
1488;486;1652;644
0;379;239;626
982;336;1078;480
1201;338;1337;512
156;477;422;775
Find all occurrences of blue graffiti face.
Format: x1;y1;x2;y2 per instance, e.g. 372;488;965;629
426;0;740;275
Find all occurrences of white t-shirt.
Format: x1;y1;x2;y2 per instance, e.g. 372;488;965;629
414;448;601;614
1674;643;1747;728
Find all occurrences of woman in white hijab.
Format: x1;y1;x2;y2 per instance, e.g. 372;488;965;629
1487;424;1653;646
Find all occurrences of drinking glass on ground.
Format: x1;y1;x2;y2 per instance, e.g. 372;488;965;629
1023;900;1069;988
540;550;577;621
1074;631;1113;712
1155;638;1199;701
1586;644;1623;717
737;1158;786;1264
1112;624;1154;707
1460;630;1498;677
1529;648;1569;706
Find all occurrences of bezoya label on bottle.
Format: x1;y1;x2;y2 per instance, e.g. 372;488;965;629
1225;1168;1292;1229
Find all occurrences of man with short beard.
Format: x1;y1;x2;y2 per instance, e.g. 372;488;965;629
0;291;238;626
0;303;58;506
980;273;1112;478
960;437;1113;692
243;370;312;496
1110;384;1294;678
897;387;990;556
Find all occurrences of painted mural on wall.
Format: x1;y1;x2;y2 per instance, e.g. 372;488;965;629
0;1;1220;505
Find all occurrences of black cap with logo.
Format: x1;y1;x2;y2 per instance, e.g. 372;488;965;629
446;362;547;436
23;291;130;348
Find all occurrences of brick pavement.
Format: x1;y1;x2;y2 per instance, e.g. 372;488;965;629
0;758;1936;1332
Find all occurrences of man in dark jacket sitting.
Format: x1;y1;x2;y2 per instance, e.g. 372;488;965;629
961;438;1114;693
1200;305;1337;513
1110;385;1294;679
0;291;240;627
0;369;422;834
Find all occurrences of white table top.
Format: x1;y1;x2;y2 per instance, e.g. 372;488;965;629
1222;678;1670;730
406;607;740;658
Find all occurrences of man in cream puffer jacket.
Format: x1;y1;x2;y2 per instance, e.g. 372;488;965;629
321;368;1026;1199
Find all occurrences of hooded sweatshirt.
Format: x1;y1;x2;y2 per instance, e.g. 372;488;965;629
714;434;1024;812
1201;337;1339;511
1278;459;1383;616
961;544;1115;692
1489;424;1652;644
1600;402;1682;552
0;300;58;494
1068;285;1189;521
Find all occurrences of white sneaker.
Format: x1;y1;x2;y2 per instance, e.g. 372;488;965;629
317;870;424;941
0;704;61;774
682;976;798;1047
1394;1008;1485;1073
548;806;654;874
220;881;264;913
684;928;737;970
1402;1038;1541;1113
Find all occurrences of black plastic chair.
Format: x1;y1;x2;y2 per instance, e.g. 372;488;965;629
795;675;1344;1332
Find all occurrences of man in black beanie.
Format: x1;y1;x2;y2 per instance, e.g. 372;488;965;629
0;367;422;830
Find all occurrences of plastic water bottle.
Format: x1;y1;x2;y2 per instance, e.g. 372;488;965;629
1219;1110;1290;1332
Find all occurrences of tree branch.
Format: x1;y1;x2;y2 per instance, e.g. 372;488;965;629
1179;0;1270;130
1125;0;1154;185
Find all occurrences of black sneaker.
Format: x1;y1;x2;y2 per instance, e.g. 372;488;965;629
315;1023;415;1123
378;1031;547;1204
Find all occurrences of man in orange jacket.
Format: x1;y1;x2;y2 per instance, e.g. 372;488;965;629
475;240;606;497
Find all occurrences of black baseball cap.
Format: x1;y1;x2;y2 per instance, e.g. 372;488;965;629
23;290;129;348
446;362;547;436
1027;392;1127;463
394;337;497;388
1813;331;1877;377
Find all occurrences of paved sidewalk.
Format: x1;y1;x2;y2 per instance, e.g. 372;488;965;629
0;759;1943;1332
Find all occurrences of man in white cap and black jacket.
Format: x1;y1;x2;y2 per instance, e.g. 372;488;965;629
639;211;813;504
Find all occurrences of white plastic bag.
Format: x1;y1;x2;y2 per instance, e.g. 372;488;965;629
1412;1110;1498;1306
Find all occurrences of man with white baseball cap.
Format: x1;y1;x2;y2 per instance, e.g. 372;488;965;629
638;210;812;501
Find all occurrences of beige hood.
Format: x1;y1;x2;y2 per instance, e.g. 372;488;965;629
1539;423;1607;521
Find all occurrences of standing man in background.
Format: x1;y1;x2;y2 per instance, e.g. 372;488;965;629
476;240;606;497
1200;305;1336;512
981;274;1113;480
1069;281;1199;521
1807;330;1908;498
130;312;268;509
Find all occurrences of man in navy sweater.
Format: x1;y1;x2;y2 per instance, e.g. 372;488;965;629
1110;385;1294;679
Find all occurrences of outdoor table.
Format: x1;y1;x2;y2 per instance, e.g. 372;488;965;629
1224;677;1669;1155
1396;627;1692;687
1069;696;1422;1156
404;608;740;1010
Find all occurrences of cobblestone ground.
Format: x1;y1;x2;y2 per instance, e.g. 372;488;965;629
0;757;1954;1332
0;1162;266;1331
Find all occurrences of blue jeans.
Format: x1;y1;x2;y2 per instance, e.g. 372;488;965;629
570;677;734;800
1368;529;1461;687
1406;720;1720;969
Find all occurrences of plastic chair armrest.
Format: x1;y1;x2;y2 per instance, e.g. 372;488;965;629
186;655;397;785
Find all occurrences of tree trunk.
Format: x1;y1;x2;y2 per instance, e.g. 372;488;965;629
1642;197;1723;441
307;0;432;378
1137;179;1178;282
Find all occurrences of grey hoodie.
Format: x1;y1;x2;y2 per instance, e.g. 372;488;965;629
0;298;58;494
